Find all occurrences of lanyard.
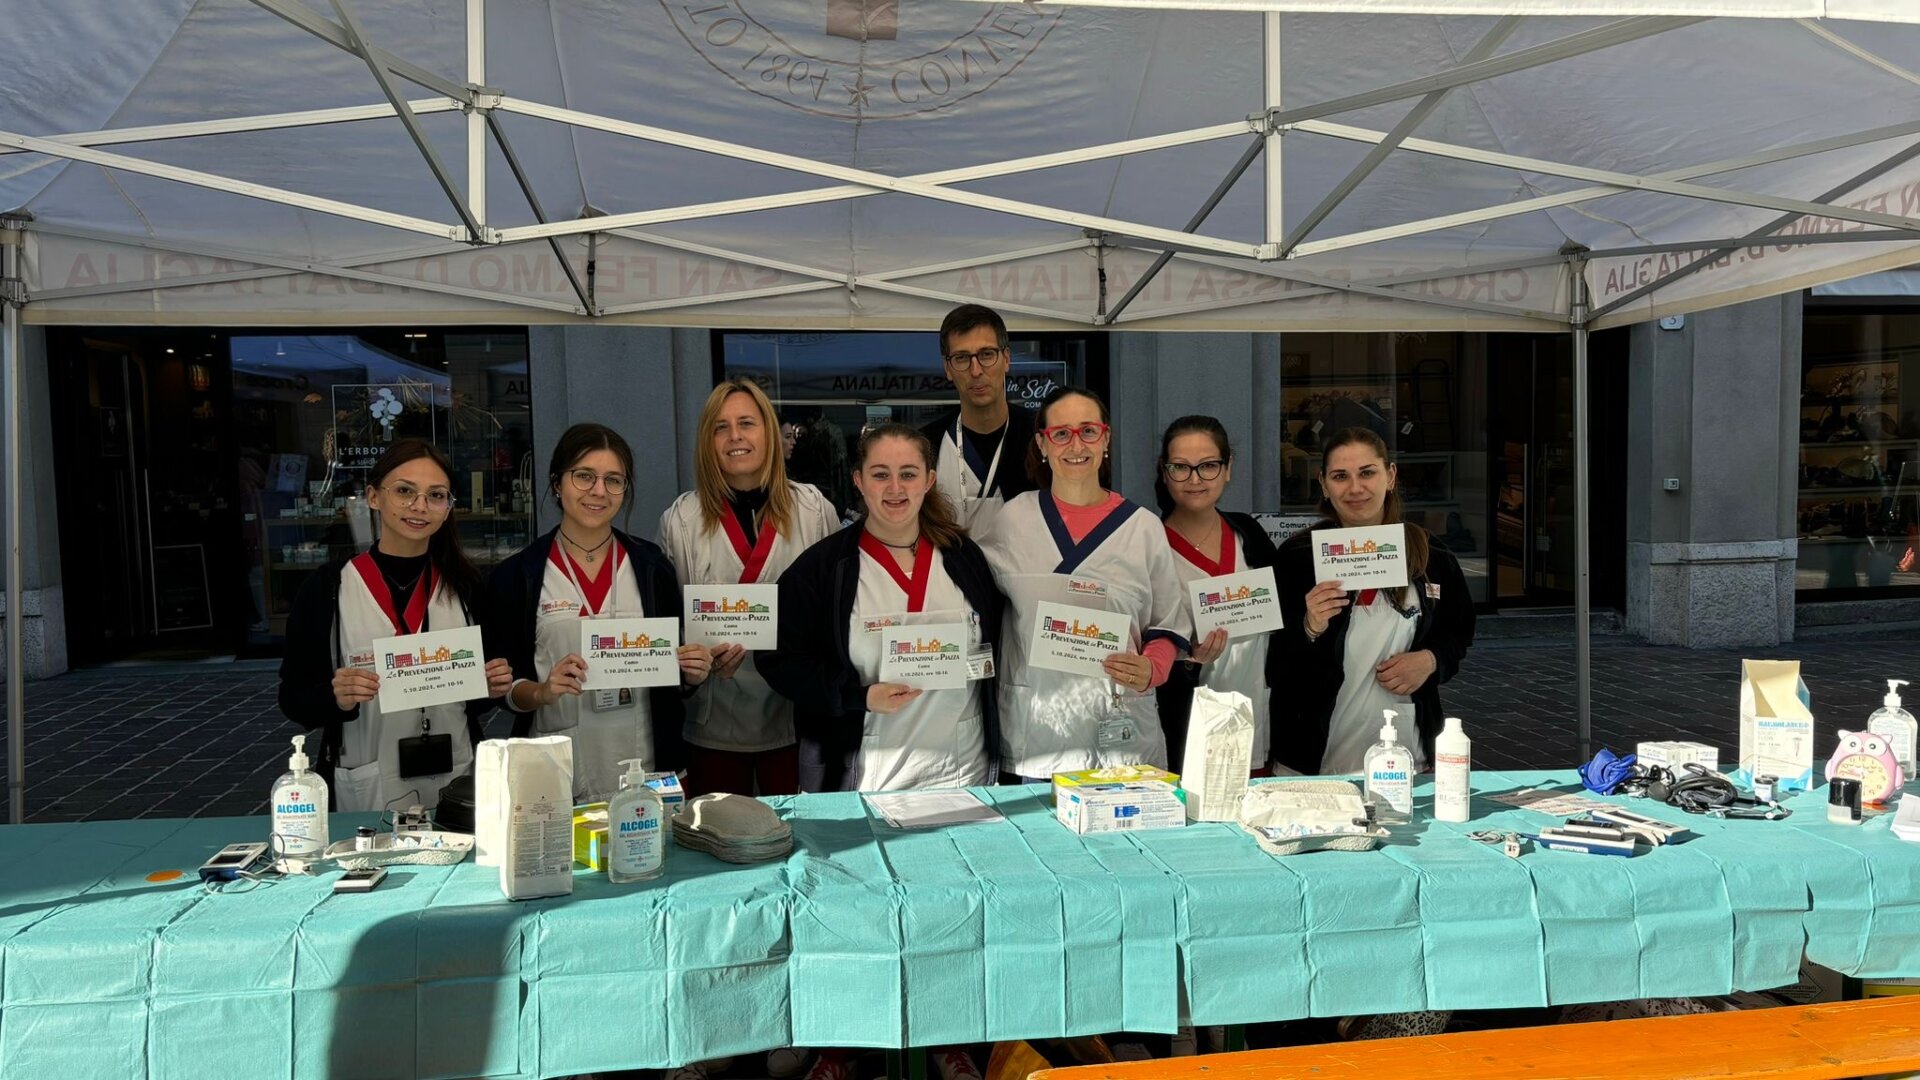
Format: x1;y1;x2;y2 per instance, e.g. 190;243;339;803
954;415;1007;500
1165;515;1236;577
858;530;935;613
550;540;623;617
350;552;434;636
719;506;779;584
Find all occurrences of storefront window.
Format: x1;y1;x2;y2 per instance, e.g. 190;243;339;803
1798;310;1920;594
718;331;1093;518
234;331;535;646
1277;334;1492;602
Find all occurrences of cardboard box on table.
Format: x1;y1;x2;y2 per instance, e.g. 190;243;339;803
1739;659;1814;791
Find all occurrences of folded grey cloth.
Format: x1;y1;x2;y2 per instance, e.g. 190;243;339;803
671;793;794;863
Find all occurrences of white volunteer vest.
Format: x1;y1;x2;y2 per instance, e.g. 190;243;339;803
1323;589;1423;775
531;544;654;803
657;483;839;753
934;416;1013;535
333;564;475;813
1167;524;1273;770
845;542;988;792
978;491;1194;778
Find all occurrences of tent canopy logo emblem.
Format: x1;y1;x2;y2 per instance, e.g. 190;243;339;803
666;1;1060;119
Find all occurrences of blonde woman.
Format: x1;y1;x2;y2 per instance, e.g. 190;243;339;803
658;378;840;796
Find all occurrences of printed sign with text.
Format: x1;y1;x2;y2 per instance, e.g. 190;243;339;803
373;625;488;713
879;622;969;691
1027;601;1127;679
582;617;681;690
1188;565;1284;639
1311;523;1410;590
684;583;779;649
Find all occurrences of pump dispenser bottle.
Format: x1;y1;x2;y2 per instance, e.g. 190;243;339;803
1869;679;1918;778
1364;710;1414;816
607;759;666;883
270;734;329;867
1433;717;1473;822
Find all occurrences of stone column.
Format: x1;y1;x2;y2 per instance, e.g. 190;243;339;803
0;327;68;678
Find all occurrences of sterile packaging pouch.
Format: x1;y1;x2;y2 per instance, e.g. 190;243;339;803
495;735;575;900
1180;686;1255;821
1056;780;1185;834
475;739;506;867
573;802;610;872
1239;779;1385;855
1739;659;1814;791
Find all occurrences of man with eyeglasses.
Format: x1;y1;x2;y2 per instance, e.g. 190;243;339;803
920;304;1034;535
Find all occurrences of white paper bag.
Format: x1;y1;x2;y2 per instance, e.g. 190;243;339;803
494;735;576;901
1180;686;1255;821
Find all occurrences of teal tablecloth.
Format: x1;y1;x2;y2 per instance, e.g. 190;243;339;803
0;770;1913;1079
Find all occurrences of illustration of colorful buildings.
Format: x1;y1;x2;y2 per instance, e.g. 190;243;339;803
1042;617;1120;642
693;597;770;614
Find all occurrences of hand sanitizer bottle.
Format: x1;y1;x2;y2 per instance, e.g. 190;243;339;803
1363;710;1414;817
1433;716;1472;823
607;758;666;883
270;734;329;869
1869;679;1917;778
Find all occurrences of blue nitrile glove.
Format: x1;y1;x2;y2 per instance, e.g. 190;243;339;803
1579;748;1637;795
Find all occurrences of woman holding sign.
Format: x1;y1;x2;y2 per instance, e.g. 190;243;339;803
489;424;711;802
658;379;841;797
277;439;514;813
1154;416;1281;775
760;423;1003;792
1273;427;1474;775
977;387;1192;781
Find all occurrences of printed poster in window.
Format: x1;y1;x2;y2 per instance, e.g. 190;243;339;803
329;382;442;472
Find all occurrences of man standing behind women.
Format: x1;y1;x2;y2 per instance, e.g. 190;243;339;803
1154;416;1280;774
760;423;1003;793
1274;427;1474;774
489;423;711;803
659;380;840;796
922;304;1033;535
978;387;1192;781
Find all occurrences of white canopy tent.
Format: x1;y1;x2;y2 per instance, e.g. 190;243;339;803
7;0;1920;819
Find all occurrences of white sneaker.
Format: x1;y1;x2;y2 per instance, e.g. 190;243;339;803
767;1048;812;1079
933;1049;981;1080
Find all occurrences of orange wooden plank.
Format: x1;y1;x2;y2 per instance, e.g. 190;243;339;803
1032;997;1920;1080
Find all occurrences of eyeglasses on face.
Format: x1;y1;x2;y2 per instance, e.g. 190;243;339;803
943;346;1007;372
567;469;627;495
1040;421;1110;446
382;482;453;511
1163;460;1226;482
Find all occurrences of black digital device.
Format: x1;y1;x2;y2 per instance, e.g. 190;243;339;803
333;867;389;893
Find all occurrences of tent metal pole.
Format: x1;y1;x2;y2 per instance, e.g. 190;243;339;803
0;128;462;240
1572;259;1593;765
1102;135;1266;324
1297;119;1920;236
0;99;464;158
1280;16;1520;258
467;0;486;231
1590;136;1920;323
1263;12;1282;248
4;225;24;824
248;0;475;103
1291;116;1920;259
329;0;486;242
484;114;594;315
490;100;1266;259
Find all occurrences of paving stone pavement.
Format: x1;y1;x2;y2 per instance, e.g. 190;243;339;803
2;633;1916;823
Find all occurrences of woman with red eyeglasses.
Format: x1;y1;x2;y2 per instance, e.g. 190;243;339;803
977;387;1193;782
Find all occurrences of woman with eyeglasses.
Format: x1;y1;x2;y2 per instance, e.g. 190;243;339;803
1272;427;1474;775
277;439;514;812
922;304;1033;534
1153;416;1281;775
488;423;712;802
977;387;1193;781
658;379;840;797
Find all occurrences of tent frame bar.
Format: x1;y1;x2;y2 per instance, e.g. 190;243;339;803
326;0;485;243
1101;135;1267;325
1263;12;1283;248
3;222;21;825
248;0;475;104
0;99;463;160
486;113;596;315
1280;15;1522;258
1571;260;1593;765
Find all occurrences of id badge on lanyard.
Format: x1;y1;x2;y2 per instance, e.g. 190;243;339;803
1097;690;1138;749
557;546;633;712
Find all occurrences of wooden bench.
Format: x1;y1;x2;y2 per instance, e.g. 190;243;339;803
1030;996;1920;1080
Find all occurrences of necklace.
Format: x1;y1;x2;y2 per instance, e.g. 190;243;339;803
561;529;613;563
875;535;921;550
